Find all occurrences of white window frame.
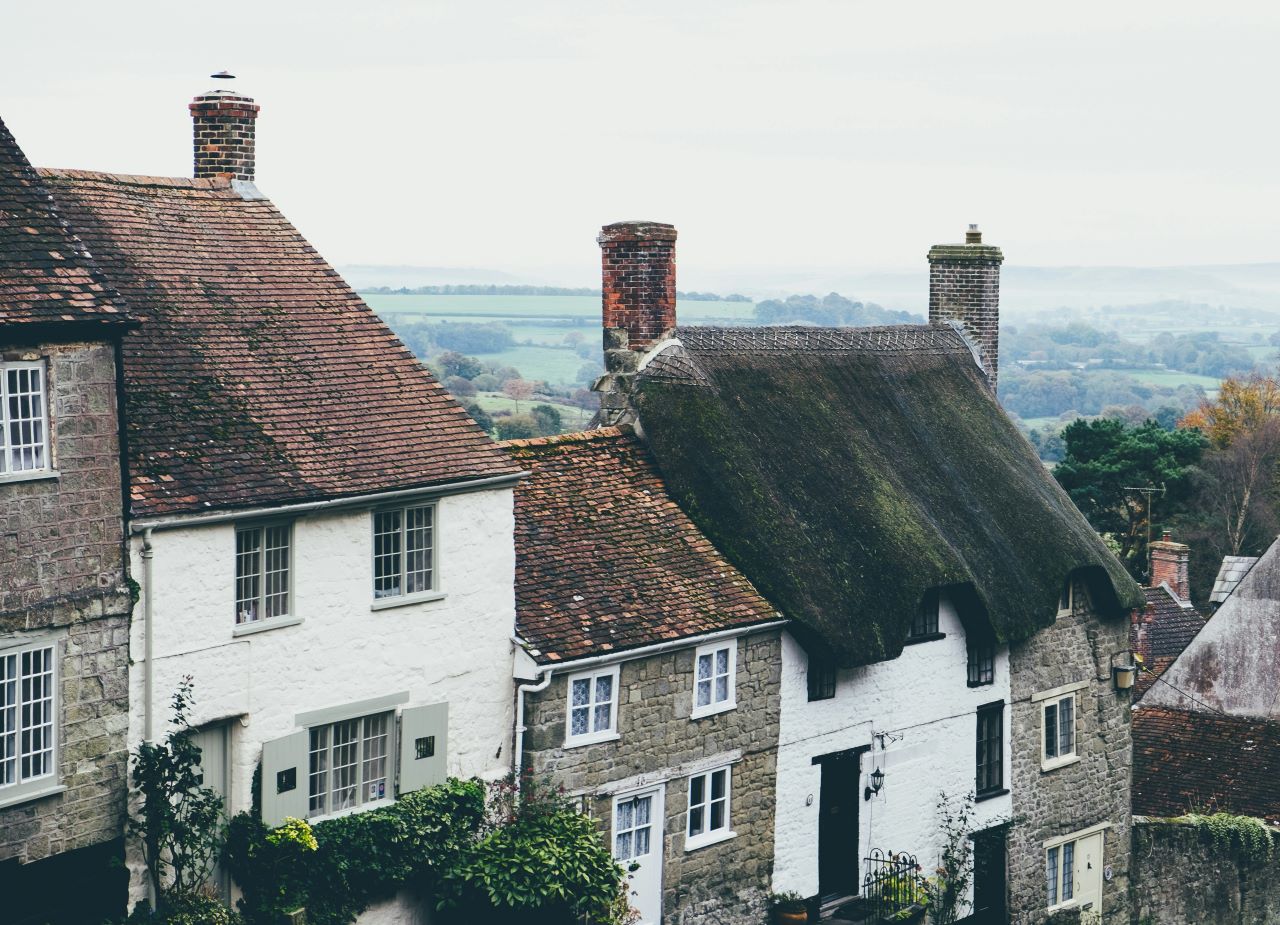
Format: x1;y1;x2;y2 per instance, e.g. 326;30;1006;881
1058;578;1073;615
234;521;294;628
0;634;63;808
306;710;394;820
685;765;734;850
1034;680;1087;771
371;502;442;608
564;666;620;747
0;360;53;480
1044;822;1110;912
691;641;737;719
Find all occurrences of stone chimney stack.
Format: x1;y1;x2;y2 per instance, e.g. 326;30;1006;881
1149;530;1191;601
190;75;260;181
593;221;678;426
927;225;1003;390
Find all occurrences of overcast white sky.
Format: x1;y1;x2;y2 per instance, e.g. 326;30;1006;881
5;1;1280;287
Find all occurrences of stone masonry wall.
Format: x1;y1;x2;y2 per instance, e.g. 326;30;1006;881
1007;578;1134;925
524;629;782;925
0;337;131;868
1130;820;1280;925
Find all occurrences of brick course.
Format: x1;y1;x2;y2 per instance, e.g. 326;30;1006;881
524;630;781;924
189;91;260;181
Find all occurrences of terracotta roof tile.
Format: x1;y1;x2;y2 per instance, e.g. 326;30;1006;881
505;428;780;663
1133;706;1280;824
36;169;517;516
0;119;129;326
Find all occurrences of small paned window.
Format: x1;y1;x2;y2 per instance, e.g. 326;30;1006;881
565;667;618;745
1046;841;1075;907
1;362;49;476
0;643;57;792
1043;694;1076;766
975;702;1004;796
1058;578;1073;614
686;766;731;848
692;642;736;717
807;655;837;702
307;712;391;816
909;591;941;641
967;640;995;686
373;504;435;600
235;524;291;624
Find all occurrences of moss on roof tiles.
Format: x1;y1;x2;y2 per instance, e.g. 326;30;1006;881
635;325;1143;667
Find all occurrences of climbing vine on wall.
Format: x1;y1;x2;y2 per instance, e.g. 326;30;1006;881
1183;812;1276;863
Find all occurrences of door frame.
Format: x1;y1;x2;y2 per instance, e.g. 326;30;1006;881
813;745;870;900
192;720;234;902
610;783;666;925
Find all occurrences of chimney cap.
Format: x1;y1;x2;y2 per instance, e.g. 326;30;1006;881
598;220;677;245
965;224;983;244
211;70;236;79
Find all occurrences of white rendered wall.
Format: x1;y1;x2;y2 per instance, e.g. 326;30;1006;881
125;487;517;913
772;594;1011;900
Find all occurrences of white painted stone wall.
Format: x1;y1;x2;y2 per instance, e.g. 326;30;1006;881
772;594;1012;902
125;487;517;917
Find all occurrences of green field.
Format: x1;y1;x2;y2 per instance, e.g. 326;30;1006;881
1114;368;1221;393
471;392;593;430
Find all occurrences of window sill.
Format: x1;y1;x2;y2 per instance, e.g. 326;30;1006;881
690;700;736;721
1041;754;1081;773
903;632;946;646
232;615;305;638
0;782;65;810
966;679;995;688
308;797;395;825
371;590;446;612
563;731;621;750
0;469;59;486
975;788;1010;803
685;829;736;852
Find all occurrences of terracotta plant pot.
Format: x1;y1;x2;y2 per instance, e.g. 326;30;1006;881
774;910;808;925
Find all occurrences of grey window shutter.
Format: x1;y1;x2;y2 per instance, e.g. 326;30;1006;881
261;729;310;828
398;702;448;795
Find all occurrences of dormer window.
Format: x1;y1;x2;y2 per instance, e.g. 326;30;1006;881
1;361;49;477
1058;578;1073;615
907;591;944;644
967;640;995;686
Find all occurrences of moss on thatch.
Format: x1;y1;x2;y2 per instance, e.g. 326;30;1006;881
635;327;1143;667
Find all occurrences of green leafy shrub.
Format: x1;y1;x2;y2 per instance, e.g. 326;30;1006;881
1184;812;1275;862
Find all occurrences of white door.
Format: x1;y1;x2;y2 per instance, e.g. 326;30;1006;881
191;723;231;902
613;787;664;925
1073;832;1104;921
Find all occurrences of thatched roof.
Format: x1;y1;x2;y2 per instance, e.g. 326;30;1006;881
633;324;1143;667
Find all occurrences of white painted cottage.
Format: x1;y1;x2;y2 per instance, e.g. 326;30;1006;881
35;83;525;917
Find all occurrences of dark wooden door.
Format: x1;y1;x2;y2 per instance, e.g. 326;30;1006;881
818;752;861;899
971;827;1008;924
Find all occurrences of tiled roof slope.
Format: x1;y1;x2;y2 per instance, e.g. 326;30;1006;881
38;169;517;516
634;325;1144;668
1133;706;1280;824
505;428;780;663
1134;586;1207;696
1210;555;1258;604
0;119;128;326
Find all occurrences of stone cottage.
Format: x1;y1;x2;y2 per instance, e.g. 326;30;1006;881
0;117;136;923
592;221;1144;924
507;428;785;925
11;82;527;920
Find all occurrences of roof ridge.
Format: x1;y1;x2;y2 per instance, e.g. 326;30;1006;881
38;167;227;190
501;427;627;450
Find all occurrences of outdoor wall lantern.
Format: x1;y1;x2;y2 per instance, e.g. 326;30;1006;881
1112;651;1137;690
864;766;885;801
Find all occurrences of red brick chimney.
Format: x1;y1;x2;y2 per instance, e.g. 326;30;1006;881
1149;530;1191;601
190;78;260;181
593;220;677;426
927;225;1003;390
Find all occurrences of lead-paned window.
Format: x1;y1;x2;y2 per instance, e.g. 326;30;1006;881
967;640;995;686
976;702;1004;795
909;590;940;640
692;642;735;717
687;766;731;848
0;643;56;791
1;362;49;476
235;524;291;624
1046;841;1075;907
565;667;618;745
1043;694;1076;765
807;655;837;701
307;712;390;816
373;504;435;599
